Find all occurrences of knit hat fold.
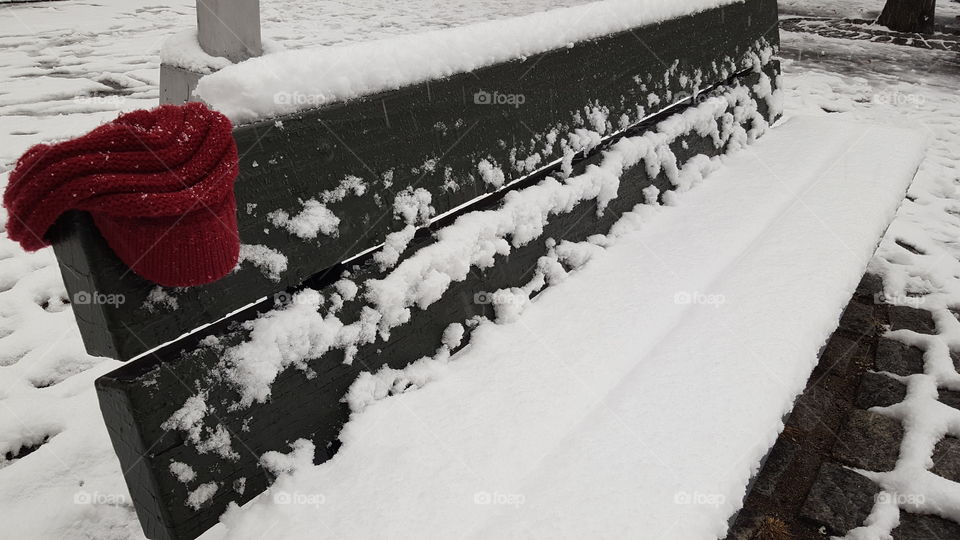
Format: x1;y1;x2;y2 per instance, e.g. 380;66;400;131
3;102;241;288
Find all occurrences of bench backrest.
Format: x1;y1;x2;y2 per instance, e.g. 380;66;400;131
52;0;780;362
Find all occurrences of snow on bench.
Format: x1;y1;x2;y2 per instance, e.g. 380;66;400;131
206;116;926;539
45;0;782;538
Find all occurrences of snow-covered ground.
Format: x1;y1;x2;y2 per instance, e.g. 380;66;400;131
1;0;959;539
781;0;960;26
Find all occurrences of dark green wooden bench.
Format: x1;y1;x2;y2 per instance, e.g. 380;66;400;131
49;1;781;538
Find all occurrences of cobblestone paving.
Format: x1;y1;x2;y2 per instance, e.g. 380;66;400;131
728;275;960;539
781;17;960;53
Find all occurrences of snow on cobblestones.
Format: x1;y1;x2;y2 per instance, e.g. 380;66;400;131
774;31;960;539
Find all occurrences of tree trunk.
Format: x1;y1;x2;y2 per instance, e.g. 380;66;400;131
877;0;937;33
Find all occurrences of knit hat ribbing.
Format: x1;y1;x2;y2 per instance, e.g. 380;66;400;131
3;102;241;287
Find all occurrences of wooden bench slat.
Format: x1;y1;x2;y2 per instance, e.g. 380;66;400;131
54;0;780;361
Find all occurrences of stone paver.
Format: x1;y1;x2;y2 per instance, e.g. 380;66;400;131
750;439;799;498
888;305;936;334
832;409;903;471
892;511;960;539
799;462;881;536
856;273;883;298
856;372;907;409
838;301;879;336
931;436;960;483
938;388;960;412
819;334;871;379
876;337;925;376
791;385;846;435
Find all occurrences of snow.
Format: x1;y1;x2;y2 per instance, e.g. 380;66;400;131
143;286;179;313
203;116;924;539
267;200;340;240
169;462;196;484
160;30;232;75
195;0;746;123
1;0;959;538
187;483;219;511
237;244;288;282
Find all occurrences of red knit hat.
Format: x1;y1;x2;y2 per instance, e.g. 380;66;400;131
3;102;240;287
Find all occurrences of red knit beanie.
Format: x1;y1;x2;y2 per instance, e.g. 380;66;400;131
3;102;240;288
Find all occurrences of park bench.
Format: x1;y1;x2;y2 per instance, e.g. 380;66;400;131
47;0;782;538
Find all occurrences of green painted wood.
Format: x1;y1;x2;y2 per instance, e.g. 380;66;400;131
52;0;780;361
96;63;780;540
